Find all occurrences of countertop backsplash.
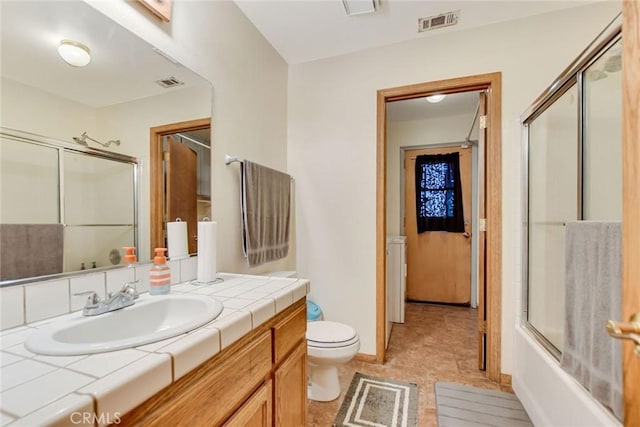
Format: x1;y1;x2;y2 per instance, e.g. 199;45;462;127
0;257;196;331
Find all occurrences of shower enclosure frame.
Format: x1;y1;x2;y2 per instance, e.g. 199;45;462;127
521;16;622;359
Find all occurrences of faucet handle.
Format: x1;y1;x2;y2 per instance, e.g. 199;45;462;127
122;280;140;299
73;291;100;306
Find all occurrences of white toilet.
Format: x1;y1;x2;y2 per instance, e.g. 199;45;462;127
306;320;360;402
261;272;360;402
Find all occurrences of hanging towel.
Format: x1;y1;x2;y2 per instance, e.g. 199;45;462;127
0;224;64;281
241;160;291;267
561;221;622;420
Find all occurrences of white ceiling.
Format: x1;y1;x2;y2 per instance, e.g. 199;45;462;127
234;0;597;64
387;91;481;122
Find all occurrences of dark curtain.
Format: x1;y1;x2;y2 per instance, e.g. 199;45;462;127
414;153;464;233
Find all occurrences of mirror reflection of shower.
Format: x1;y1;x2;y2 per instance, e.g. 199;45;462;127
585;43;621;81
72;131;121;148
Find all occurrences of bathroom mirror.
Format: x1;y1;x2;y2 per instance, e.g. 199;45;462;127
0;1;213;286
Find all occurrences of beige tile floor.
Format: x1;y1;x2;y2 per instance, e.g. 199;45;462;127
307;302;511;426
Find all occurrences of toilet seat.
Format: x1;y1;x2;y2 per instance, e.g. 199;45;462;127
307;321;359;348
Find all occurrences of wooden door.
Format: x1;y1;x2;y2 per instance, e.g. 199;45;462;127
273;340;307;426
404;146;472;304
166;137;197;255
223;381;272;427
619;3;640;425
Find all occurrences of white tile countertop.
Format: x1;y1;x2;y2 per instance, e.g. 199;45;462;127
0;273;309;426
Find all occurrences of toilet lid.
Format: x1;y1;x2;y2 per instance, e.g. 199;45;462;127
307;321;358;348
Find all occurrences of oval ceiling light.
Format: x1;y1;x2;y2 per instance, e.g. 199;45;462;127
426;94;446;103
58;40;91;67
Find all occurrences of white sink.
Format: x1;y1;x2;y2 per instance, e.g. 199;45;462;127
26;294;224;356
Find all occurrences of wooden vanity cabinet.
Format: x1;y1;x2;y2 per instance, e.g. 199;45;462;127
271;302;308;426
223;381;272;427
120;298;306;427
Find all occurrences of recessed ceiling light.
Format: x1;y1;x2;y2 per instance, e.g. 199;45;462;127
58;40;91;67
426;94;446;103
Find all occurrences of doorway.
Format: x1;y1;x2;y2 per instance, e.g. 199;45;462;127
150;118;211;258
376;72;503;383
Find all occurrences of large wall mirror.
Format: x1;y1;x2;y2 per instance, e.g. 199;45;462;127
0;1;213;286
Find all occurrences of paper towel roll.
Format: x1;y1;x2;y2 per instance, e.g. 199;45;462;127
167;219;189;260
197;220;217;283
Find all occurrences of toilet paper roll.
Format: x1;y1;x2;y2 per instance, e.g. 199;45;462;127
197;220;217;283
167;220;189;260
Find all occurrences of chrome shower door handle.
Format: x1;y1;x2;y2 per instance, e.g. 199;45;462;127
606;312;640;356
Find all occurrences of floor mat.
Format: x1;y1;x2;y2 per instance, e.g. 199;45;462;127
334;372;418;427
435;382;533;427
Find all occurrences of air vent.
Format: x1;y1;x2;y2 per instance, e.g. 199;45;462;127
155;76;184;88
418;10;459;32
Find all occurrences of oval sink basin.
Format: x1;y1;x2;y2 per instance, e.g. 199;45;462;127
26;294;224;356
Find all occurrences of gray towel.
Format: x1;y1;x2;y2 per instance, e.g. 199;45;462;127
561;221;622;420
241;160;291;267
0;224;64;280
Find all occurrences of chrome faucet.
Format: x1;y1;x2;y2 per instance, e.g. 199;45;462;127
74;280;140;316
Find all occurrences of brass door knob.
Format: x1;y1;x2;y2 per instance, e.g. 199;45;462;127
606;313;640;356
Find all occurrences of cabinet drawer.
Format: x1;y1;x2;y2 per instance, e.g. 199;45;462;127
272;300;306;365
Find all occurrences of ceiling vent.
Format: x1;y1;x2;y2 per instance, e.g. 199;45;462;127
418;10;459;32
156;76;184;88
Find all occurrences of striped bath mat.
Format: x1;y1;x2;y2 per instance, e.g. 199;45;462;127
435;382;533;426
334;372;418;427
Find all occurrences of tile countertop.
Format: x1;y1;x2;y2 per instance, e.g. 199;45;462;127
0;273;310;427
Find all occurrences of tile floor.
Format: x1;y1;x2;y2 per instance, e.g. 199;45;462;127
307;302;511;426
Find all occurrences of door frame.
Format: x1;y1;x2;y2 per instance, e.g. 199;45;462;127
376;72;503;383
150;118;210;258
621;3;639;425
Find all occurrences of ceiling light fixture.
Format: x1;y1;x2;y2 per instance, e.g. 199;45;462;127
342;0;378;16
426;94;446;103
58;40;91;67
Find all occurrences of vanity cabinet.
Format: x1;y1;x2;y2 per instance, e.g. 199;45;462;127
223;381;272;427
120;298;307;427
272;303;307;426
274;340;307;426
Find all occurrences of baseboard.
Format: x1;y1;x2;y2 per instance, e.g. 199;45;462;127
500;374;513;392
354;353;377;363
500;374;512;387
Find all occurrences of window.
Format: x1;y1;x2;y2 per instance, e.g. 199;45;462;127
414;153;464;233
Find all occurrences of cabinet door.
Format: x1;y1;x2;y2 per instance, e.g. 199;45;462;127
273;340;307;426
224;381;272;427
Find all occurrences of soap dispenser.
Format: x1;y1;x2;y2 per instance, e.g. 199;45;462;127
123;246;137;266
150;248;170;295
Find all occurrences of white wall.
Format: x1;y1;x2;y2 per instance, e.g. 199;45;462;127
288;1;621;372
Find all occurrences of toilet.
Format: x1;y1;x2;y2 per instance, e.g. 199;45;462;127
262;272;360;402
306;320;360;402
